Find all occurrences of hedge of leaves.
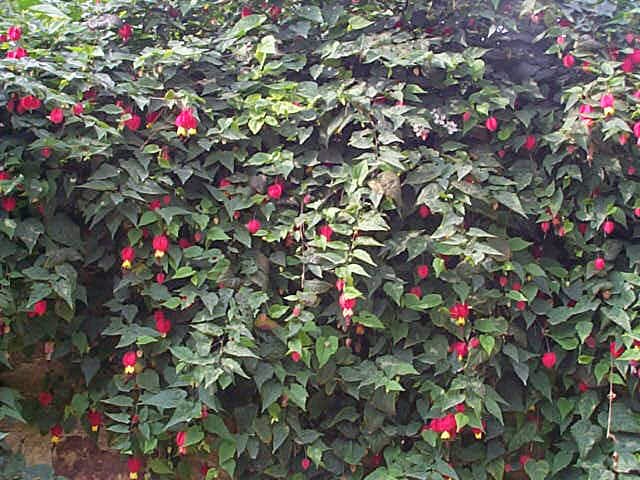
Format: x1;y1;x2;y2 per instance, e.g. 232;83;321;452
2;0;640;479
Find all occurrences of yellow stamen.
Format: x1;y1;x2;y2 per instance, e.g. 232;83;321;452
121;260;132;269
474;432;483;440
91;425;99;432
124;365;135;374
604;107;615;117
130;473;138;480
154;250;165;259
51;435;60;444
455;317;465;327
177;126;187;137
440;431;451;440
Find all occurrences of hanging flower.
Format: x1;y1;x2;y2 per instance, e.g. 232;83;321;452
120;246;135;269
87;410;103;432
38;391;53;407
449;303;470;326
449;341;468;361
267;182;283;200
246;218;261;235
154;310;171;337
6;47;27;59
600;93;615;116
427;413;458;440
152;234;169;258
1;197;16;212
118;24;133;42
49;108;64;124
19;95;41;111
128;457;142;480
7;26;22;42
485;116;498;132
124;113;141;131
175;431;187;455
175;108;198;137
28;300;47;318
318;224;334;241
122;351;137;374
50;424;63;444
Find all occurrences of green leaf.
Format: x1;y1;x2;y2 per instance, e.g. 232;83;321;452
525;460;550;480
288;383;308;410
402;293;442;311
353;312;384;329
316;336;339;368
493;191;526;217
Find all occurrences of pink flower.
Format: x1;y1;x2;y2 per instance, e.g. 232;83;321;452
416;264;429;279
450;341;468;360
6;47;27;59
118;24;133;42
485;116;498;132
418;205;431;218
246;219;261;235
72;103;84;115
462;111;471;122
562;54;575;68
124;114;141;131
28;300;47;318
449;303;470;326
301;458;311;471
7;26;22;42
1;197;16;212
267;183;283;200
622;56;635;73
49;108;64;124
602;220;614;235
241;6;252;17
175;108;198;137
600;93;615;116
523;134;536;151
610;341;625;359
541;351;556;369
290;351;301;362
409;286;422;298
594;257;606;271
578;104;593;123
154;310;171;337
318;224;334;241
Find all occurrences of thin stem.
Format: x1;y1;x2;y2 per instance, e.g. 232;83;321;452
606;357;615;440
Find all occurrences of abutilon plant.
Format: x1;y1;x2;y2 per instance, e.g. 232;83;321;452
0;2;639;479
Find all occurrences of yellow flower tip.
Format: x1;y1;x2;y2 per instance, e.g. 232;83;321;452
440;431;451;440
51;435;60;444
124;365;135;375
121;260;132;269
91;425;99;432
604;107;615;117
130;473;138;480
187;128;197;136
474;432;483;440
457;354;463;361
161;333;166;338
455;317;466;327
154;250;165;259
177;126;187;137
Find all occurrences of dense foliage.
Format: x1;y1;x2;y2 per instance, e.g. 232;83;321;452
1;0;640;478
